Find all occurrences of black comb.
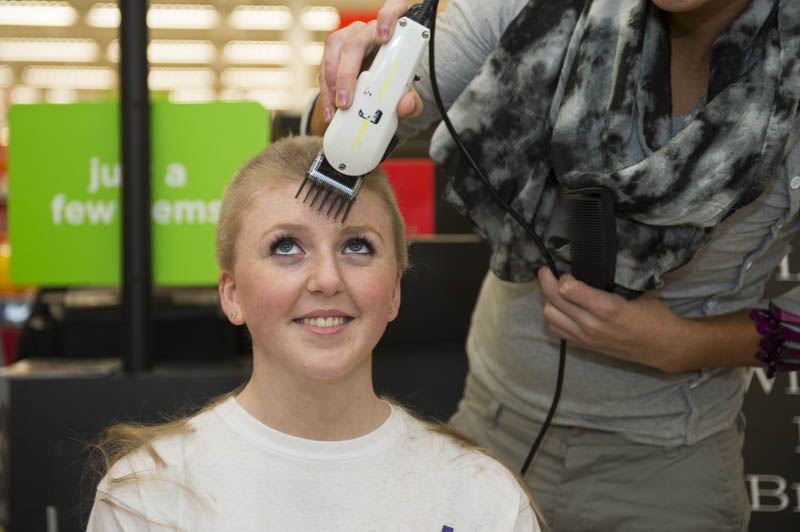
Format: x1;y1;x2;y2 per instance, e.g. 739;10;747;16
564;187;617;291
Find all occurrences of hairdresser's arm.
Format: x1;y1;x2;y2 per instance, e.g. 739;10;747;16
537;267;761;373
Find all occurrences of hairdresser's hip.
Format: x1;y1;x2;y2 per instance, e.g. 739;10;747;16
450;374;749;532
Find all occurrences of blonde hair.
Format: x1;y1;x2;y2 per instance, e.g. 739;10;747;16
215;135;409;274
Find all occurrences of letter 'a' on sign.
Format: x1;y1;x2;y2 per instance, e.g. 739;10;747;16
7;101;269;285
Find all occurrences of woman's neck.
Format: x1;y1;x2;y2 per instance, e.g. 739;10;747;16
236;355;390;441
666;0;752;115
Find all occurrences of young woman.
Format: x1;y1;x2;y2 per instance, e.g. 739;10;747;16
311;0;799;530
85;136;540;532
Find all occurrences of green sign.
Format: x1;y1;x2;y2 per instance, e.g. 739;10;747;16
8;101;269;285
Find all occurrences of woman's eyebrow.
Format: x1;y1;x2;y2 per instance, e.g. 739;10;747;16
260;223;307;239
264;223;308;234
258;223;385;243
341;224;385;243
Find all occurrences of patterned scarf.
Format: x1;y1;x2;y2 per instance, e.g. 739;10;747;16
431;0;800;293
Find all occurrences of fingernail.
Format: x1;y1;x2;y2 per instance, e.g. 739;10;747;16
377;25;390;41
337;89;349;107
324;107;332;122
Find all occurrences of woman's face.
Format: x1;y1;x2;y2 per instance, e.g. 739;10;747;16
219;180;401;384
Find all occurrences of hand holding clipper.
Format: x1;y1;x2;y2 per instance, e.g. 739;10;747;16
297;1;435;221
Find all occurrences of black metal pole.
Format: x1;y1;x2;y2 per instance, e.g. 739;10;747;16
119;0;152;372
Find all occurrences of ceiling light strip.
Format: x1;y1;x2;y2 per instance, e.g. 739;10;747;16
23;66;116;89
148;4;219;29
86;3;119;28
221;68;293;89
0;1;77;27
223;41;291;64
87;3;220;29
107;40;216;64
149;68;215;89
300;7;340;32
0;38;99;62
228;5;293;30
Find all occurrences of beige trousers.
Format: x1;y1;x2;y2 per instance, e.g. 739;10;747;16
450;374;750;532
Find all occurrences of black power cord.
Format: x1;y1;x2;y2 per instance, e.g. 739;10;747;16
423;0;567;476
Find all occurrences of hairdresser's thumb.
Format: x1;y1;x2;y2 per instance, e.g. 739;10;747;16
397;86;423;119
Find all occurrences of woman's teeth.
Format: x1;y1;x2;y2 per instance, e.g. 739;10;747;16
299;316;348;327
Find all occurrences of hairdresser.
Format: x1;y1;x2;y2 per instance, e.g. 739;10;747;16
307;0;800;530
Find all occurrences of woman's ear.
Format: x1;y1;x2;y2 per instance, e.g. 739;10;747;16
218;270;244;325
388;271;402;322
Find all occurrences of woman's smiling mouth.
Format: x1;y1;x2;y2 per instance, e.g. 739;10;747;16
296;316;352;327
294;310;355;334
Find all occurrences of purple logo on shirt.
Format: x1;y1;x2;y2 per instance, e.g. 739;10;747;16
442;527;454;532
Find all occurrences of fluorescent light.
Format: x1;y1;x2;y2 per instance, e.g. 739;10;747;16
150;40;215;63
107;40;215;63
89;3;221;29
90;3;219;29
86;3;119;28
45;87;78;103
149;68;215;89
221;68;293;89
10;85;41;104
148;4;219;29
229;5;292;30
0;65;13;86
0;1;77;27
301;42;325;65
243;89;294;110
0;38;98;62
223;41;290;65
23;66;116;89
169;88;216;103
300;6;340;32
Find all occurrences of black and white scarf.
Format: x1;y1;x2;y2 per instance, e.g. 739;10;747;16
431;0;800;293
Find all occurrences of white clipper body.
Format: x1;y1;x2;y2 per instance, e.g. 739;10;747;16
323;16;430;176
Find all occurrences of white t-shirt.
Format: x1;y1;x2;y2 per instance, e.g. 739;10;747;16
86;397;540;532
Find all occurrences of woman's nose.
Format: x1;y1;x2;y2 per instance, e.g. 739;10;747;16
306;253;345;295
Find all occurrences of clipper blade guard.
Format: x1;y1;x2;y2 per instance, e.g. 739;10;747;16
296;150;364;222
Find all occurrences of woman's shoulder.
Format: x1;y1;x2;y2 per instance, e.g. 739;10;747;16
88;403;231;532
395;407;540;530
397;407;526;488
104;396;232;481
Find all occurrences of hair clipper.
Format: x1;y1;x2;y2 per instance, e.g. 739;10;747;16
297;1;436;221
564;187;617;291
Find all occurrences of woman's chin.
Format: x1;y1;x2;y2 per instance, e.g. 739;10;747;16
291;349;374;385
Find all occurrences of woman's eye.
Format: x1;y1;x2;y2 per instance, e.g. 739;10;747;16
344;238;373;255
271;237;301;256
